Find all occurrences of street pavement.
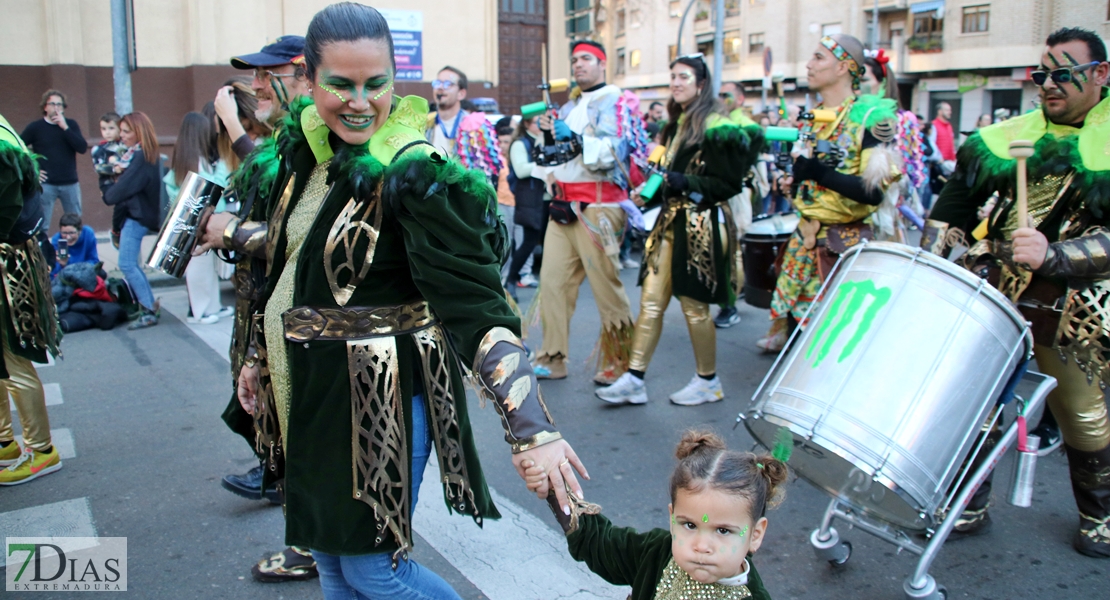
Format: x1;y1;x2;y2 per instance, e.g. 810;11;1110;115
1;261;1107;599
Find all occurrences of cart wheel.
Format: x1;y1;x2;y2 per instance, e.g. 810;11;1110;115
829;541;851;567
936;585;948;599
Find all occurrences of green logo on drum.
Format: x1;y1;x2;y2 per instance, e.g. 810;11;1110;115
806;279;892;367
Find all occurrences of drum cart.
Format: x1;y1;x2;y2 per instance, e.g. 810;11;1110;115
739;242;1058;600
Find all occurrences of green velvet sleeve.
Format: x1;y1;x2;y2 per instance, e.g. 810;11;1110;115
685;124;760;205
566;513;672;594
388;152;520;361
747;557;773;600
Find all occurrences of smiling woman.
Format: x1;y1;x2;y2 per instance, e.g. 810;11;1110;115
241;3;588;598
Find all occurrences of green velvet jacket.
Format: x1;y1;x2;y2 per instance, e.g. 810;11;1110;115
258;97;522;557
567;513;773;600
641;115;762;304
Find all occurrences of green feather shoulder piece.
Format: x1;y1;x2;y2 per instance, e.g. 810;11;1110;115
275;96;315;158
0;140;41;199
228;137;280;210
849;94;898;129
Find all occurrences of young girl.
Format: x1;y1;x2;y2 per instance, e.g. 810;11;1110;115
525;430;786;599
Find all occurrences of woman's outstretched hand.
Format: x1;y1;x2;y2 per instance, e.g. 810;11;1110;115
514;440;589;516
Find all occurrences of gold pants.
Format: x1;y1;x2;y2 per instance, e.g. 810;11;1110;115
1034;345;1110;452
629;229;715;376
0;342;51;451
538;205;633;359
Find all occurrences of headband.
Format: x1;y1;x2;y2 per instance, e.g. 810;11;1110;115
821;36;862;89
572;43;606;62
290;54;305;66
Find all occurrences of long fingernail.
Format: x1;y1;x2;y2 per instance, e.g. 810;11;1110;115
563;506;570;516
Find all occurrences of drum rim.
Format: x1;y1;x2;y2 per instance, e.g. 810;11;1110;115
747;411;934;530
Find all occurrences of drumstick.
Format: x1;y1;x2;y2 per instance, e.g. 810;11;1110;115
1009;140;1034;228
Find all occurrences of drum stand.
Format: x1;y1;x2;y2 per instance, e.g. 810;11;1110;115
805;371;1056;600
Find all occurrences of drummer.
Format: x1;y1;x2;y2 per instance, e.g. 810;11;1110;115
757;34;902;352
923;27;1110;558
595;54;762;407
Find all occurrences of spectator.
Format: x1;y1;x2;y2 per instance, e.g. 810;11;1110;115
50;213;99;278
20;89;88;231
103;112;162;330
213;77;272;170
930;101;956;163
165;112;232;325
494;122;517;289
505;116;548;296
976;113;992;129
647;101;667;124
91;112;125;196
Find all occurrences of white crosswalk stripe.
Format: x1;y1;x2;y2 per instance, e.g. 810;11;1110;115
0;498;98;569
14;428;76;459
9;383;63;411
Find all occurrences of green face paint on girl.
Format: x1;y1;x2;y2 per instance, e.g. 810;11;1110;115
318;71;393;104
702;514;709;523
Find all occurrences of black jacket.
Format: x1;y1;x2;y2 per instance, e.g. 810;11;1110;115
103;148;163;231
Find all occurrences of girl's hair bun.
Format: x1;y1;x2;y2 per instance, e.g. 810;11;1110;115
675;430;726;460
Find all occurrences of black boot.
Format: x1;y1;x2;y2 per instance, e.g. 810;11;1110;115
951;422;1002;536
222;464;283;505
1065;444;1110;558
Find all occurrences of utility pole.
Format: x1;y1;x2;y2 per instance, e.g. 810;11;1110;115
870;0;879;49
110;0;133;115
712;0;724;95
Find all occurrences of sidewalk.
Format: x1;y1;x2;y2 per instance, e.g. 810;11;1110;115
93;230;184;289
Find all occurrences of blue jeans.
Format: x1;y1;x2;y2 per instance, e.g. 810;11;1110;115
312;394;461;600
40;182;82;232
119;218;155;311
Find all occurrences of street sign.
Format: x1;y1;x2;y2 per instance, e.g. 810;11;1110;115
763;47;773;77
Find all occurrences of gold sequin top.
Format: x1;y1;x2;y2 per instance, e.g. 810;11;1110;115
264;159;332;448
654;558;753;600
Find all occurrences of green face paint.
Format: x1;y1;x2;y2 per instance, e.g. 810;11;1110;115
702;514;709;523
317;82;347;103
739;525;749;538
319;73;393;104
806;279;892;367
1061;51;1088;92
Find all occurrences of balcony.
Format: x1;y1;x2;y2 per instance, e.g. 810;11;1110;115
907;35;943;54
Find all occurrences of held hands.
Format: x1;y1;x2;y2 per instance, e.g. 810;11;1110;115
1011;227;1049;271
237;363;260;414
193;209;236;255
514;440;589;516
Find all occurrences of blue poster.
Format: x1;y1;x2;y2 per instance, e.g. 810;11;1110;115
381;9;423;81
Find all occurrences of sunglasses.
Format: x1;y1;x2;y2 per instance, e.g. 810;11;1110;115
1031;62;1099;86
431;79;459;90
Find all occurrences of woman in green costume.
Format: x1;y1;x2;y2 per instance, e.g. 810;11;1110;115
596;54;761;407
235;4;588;597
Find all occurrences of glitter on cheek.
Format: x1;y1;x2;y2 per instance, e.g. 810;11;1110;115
318;83;347;103
372;81;394;101
739;525;749;538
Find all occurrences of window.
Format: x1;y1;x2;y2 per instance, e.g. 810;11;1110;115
961;4;989;33
669;1;682;17
565;0;591;37
822;23;842;36
697;39;714;58
668;44;678;62
749;32;764;55
616;47;626;76
630;49;641;69
502;0;544;12
726;0;739;17
913;10;943;38
616;7;626;36
695;0;710;21
724;30;741;64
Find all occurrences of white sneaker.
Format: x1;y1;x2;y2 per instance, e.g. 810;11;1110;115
669;375;724;406
215;306;235;318
621;257;639;269
187;314;220;324
596;372;648;405
518;273;539;288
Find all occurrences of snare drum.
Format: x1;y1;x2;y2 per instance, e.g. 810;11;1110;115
744;242;1031;530
741;213;799;309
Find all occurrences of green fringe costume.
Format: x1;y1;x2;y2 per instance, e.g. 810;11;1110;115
251;95;560;563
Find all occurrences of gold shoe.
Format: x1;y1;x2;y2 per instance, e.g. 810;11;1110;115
251;546;318;582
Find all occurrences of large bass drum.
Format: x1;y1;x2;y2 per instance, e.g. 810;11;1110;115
744;242;1031;531
741;213;799;309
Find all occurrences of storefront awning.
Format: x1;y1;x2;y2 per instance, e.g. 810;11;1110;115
911;1;944;14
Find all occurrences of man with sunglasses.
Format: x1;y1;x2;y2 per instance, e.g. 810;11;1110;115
925;27;1110;558
194;35;321;584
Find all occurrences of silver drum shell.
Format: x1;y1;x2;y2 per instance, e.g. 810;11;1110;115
146;171;224;278
745;241;1031;530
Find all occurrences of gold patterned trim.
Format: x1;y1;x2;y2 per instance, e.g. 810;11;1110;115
348;336;411;561
324;182;384;307
510;430;563;454
282;301;434;342
655;558;753;600
251;314;283;478
472;327;526;376
685;205;717;293
413;326;481;519
222;215;242;250
0;239;60;355
266;174;297;277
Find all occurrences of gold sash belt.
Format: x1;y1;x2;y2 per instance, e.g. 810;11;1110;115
282;300;435;342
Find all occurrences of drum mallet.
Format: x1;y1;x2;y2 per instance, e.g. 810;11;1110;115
1009;140;1035;228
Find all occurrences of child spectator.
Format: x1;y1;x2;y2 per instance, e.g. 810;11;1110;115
91;112;125;195
527;430;786;599
49;213;99;278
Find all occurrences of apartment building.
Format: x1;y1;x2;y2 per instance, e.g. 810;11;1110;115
551;0;1109;135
